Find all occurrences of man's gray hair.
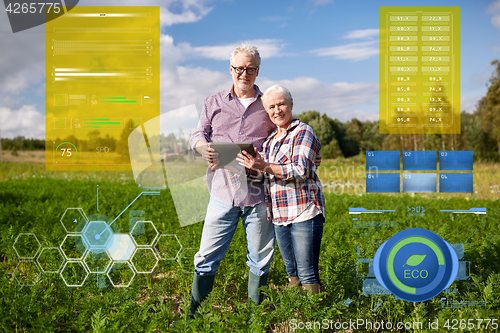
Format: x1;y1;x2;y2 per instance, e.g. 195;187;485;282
230;43;261;67
262;84;293;107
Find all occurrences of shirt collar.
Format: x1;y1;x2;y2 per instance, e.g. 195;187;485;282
225;84;262;100
268;118;300;140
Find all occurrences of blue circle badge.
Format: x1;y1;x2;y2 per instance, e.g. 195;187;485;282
373;228;459;302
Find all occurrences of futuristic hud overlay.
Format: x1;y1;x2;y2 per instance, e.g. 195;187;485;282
45;6;160;171
379;7;460;134
9;4;495;309
12;191;197;288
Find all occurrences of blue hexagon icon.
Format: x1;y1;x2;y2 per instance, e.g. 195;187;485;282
82;221;114;254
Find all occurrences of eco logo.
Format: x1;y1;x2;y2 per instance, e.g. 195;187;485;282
373;228;459;302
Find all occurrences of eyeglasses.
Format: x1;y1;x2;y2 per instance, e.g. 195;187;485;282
231;65;258;75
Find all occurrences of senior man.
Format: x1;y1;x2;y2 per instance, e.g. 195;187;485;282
188;43;276;317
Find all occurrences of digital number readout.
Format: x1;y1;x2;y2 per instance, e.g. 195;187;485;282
379;7;460;134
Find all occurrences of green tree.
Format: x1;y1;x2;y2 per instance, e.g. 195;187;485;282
477;59;500;159
296;111;343;158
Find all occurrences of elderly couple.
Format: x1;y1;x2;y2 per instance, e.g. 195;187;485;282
189;43;325;317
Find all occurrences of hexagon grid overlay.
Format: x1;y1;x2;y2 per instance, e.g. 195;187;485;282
130;247;159;273
108;261;136;287
154;234;183;260
178;248;198;274
13;233;41;260
13;261;41;286
12;221;192;288
83;250;113;274
37;247;65;274
60;261;89;287
60;208;89;233
60;234;88;260
130;221;158;247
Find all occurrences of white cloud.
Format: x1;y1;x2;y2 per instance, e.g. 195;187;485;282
0;10;44;105
312;0;333;6
158;34;232;135
311;41;378;61
160;3;213;26
189;39;287;61
488;0;500;29
0;105;45;139
343;29;379;40
461;95;483;113
258;77;378;121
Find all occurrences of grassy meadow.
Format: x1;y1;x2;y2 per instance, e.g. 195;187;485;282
1;153;500;332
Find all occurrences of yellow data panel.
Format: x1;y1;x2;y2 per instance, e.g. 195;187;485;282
379;7;460;134
45;7;160;170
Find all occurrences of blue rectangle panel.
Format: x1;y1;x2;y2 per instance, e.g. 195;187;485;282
403;173;437;193
439;173;473;193
439;151;473;171
366;173;400;193
366;151;400;171
403;151;437;170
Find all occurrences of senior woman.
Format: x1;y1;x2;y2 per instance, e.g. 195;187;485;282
237;84;325;294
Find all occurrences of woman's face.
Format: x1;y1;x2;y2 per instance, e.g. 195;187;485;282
264;92;293;130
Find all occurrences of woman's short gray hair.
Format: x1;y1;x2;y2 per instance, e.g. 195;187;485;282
230;43;261;67
262;84;293;108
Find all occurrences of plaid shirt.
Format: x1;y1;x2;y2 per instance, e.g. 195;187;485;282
260;119;325;224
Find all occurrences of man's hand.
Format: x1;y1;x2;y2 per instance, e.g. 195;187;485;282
315;152;322;168
195;141;219;170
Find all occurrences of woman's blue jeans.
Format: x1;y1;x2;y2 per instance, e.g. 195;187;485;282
274;214;324;285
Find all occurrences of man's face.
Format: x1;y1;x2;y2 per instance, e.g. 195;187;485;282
230;52;259;92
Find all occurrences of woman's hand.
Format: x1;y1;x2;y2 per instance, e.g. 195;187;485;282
237;148;268;172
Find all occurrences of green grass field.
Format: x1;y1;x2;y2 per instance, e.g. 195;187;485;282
1;160;500;332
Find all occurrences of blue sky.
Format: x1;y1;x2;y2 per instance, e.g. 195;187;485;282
1;0;500;139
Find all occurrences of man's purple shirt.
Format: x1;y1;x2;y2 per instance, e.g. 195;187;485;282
190;85;275;206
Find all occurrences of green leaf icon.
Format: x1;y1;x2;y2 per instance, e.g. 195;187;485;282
403;254;426;267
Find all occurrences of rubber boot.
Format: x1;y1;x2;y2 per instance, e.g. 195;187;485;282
248;271;269;305
287;276;300;287
302;283;321;294
188;274;215;319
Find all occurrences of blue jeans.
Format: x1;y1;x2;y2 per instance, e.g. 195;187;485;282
194;194;275;277
274;214;324;284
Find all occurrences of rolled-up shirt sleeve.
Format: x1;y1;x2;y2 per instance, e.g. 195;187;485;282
278;126;321;181
190;96;213;155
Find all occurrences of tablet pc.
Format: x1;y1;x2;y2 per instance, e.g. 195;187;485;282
210;142;256;167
